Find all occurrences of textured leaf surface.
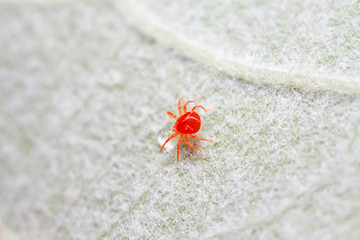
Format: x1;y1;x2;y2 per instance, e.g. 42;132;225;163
117;0;360;94
0;1;360;239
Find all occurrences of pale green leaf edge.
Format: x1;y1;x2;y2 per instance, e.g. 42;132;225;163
116;0;360;95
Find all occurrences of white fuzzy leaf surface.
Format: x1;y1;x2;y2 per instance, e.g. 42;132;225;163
117;0;360;94
0;1;360;240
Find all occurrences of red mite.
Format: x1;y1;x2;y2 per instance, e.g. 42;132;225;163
159;97;214;163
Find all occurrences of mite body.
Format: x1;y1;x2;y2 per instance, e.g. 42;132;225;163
159;97;213;163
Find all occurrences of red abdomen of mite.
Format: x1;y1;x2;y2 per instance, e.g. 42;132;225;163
175;111;201;134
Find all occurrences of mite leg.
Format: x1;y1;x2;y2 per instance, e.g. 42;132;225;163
178;97;184;116
167;111;177;120
191;105;212;112
159;133;179;152
185;135;202;152
177;134;184;163
189;134;214;143
183;98;199;113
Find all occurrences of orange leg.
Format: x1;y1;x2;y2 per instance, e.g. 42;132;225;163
178;97;184;116
191;105;212;112
159;133;179;152
183;98;199;113
177;134;184;163
167;111;177;120
185;135;202;152
189;134;214;143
